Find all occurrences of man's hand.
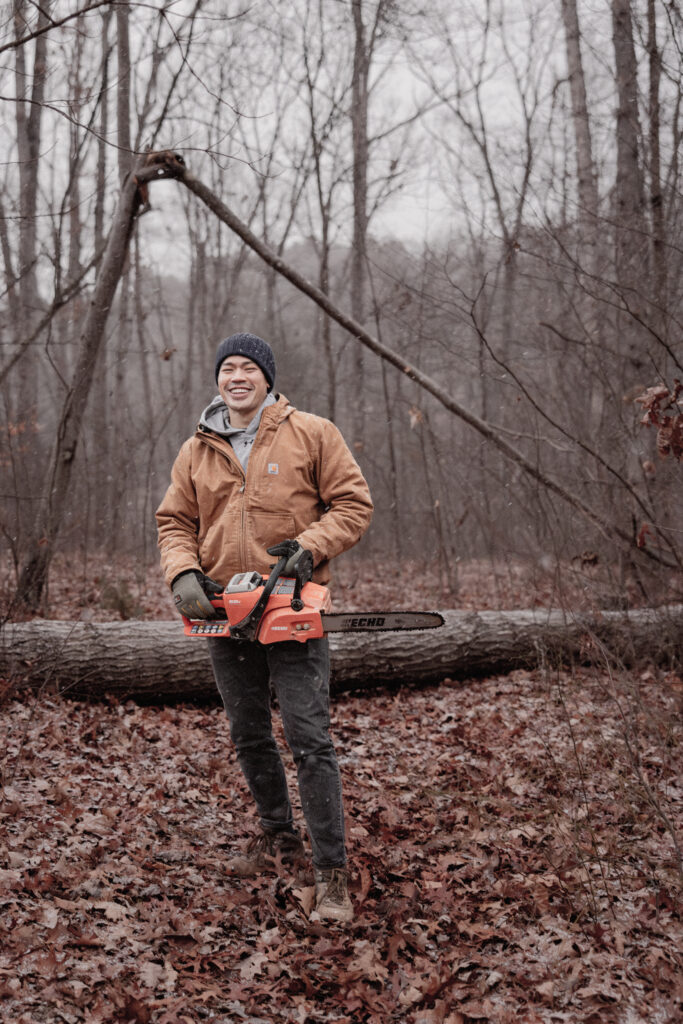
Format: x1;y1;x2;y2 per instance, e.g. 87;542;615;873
172;570;223;618
267;540;314;583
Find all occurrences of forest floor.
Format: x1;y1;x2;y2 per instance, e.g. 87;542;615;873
0;558;681;1023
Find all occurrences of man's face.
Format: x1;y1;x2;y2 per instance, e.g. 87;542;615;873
217;355;269;427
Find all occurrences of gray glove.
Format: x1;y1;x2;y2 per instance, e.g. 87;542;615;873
266;540;314;583
172;570;221;619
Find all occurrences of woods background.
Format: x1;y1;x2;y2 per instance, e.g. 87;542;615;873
1;7;682;1022
1;0;681;612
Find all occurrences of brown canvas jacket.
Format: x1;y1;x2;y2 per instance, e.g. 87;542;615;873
156;394;373;589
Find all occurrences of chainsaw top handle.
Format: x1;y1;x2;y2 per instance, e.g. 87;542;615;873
227;554;288;641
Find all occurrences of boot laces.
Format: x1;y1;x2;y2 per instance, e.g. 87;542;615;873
321;868;347;904
246;832;274;856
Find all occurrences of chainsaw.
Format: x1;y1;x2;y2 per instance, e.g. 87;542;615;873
182;554;443;644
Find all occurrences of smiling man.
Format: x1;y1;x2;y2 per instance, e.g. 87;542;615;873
156;332;373;923
218;348;270;428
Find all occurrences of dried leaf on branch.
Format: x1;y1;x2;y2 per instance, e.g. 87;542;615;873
635;379;683;461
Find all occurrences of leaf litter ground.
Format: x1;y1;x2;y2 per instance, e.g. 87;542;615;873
1;554;681;1021
1;660;681;1023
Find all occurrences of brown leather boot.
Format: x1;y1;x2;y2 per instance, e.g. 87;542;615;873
313;867;354;923
226;829;306;877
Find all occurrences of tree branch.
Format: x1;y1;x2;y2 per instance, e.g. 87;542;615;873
176;165;669;564
0;0;115;56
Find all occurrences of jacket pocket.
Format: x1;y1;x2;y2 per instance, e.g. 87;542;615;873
198;511;241;580
246;511;297;572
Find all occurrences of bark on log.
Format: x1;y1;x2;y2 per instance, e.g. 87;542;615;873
1;606;681;704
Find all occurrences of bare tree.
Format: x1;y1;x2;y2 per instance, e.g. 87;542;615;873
116;1;133;185
611;0;648;373
560;0;599;248
16;155;186;608
12;0;50;333
646;0;666;317
297;0;353;420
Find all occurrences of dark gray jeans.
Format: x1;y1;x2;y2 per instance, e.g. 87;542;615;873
207;636;346;869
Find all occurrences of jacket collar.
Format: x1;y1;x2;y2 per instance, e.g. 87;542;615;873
199;392;276;438
197;393;294;442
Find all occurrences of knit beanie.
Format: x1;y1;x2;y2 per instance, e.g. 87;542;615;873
214;333;276;390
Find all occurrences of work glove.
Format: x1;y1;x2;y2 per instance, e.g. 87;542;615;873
267;539;314;584
171;570;223;619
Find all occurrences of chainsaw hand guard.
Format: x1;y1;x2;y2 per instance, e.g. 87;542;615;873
266;540;314;591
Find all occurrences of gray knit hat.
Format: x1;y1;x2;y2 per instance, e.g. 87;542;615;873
214;333;276;389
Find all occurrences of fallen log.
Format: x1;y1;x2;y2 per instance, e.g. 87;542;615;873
1;606;681;703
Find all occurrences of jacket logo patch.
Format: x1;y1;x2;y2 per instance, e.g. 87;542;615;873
267;463;279;475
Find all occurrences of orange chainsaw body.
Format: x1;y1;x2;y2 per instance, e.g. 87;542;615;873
182;576;332;644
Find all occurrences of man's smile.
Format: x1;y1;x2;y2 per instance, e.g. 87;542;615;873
217;355;269;427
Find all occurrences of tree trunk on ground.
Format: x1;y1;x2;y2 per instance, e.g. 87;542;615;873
2;606;681;704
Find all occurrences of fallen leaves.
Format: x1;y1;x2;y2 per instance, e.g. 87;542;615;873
0;661;681;1023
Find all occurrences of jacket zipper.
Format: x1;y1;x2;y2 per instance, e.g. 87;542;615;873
238;432;260;567
198;406;286;569
237;418;280;567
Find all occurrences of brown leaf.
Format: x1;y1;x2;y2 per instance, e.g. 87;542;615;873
292;884;316;917
122;994;152;1023
636;523;652;549
409;405;424;429
536;979;554;1000
348;940;389;982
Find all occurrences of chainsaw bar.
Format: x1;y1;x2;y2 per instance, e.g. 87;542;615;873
321;611;444;633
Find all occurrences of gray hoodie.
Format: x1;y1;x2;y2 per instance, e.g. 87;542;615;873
199;392;277;471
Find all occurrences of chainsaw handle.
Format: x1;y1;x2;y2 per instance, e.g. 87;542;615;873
291;572;305;612
228;555;288;641
180;598;227;629
209;598;227;618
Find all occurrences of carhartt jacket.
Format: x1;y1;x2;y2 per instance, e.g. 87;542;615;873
156;394;373;588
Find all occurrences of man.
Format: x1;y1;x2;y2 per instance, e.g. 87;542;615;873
156;332;373;923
